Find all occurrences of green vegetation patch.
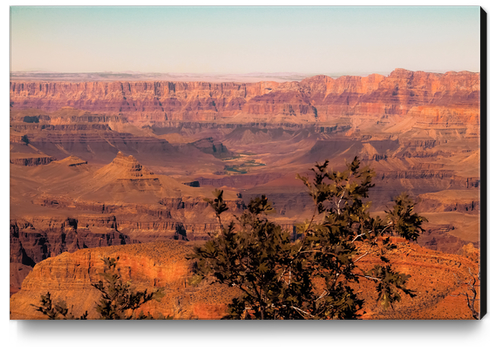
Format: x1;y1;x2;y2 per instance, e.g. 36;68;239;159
224;159;265;174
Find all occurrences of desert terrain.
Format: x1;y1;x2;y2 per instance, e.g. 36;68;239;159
10;69;481;318
9;240;481;320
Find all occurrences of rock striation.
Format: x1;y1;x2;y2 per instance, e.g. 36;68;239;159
99;151;157;180
10;241;238;319
10;69;480;125
10;239;480;320
10;217;131;267
10;155;54;166
9;216;134;295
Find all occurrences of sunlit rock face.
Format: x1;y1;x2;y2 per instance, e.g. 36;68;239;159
10;69;480;125
10;239;480;320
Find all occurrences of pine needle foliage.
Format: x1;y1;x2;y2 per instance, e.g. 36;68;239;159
32;292;88;320
92;257;165;320
33;257;165;320
189;157;427;319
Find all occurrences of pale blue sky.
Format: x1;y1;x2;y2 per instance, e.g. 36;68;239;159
10;6;481;75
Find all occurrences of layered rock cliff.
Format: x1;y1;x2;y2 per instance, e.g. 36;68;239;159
10;241;238;319
10;155;55;166
9;216;133;295
10;217;131;267
10;69;480;125
10;239;480;320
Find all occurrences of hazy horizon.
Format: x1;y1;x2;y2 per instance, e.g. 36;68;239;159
10;6;480;75
10;67;478;74
11;68;480;84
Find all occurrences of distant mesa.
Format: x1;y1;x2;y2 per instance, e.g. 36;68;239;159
112;151;153;172
9;68;480;126
10;154;55;166
96;151;156;180
358;142;386;161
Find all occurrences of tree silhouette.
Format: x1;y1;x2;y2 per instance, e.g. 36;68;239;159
21;134;29;145
190;157;427;319
32;292;88;320
33;257;165;320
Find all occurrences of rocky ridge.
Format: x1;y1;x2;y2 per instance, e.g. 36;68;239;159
10;69;480;125
10;239;480;320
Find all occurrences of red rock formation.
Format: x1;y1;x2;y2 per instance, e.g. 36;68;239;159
10;239;480;320
10;241;239;319
10;155;54;166
10;216;129;265
190;137;231;158
9;216;135;295
10;69;480;125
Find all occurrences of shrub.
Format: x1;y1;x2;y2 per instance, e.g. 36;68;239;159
189;157;427;319
33;257;165;320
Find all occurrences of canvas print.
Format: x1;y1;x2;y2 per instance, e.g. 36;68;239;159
9;6;484;320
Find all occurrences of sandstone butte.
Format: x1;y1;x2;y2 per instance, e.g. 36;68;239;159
9;69;480;126
10;239;480;320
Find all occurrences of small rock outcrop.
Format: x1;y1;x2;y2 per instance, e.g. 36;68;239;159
190;137;231;158
109;151;156;178
10;155;54;166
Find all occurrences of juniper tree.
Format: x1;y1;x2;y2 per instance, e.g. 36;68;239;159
92;257;165;319
33;257;165;320
32;292;88;320
189;157;427;319
21;134;29;145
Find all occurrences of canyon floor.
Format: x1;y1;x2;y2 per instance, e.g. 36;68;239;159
10;69;481;319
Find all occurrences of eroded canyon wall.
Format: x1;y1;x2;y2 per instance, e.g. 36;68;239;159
10;240;480;320
10;69;480;125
